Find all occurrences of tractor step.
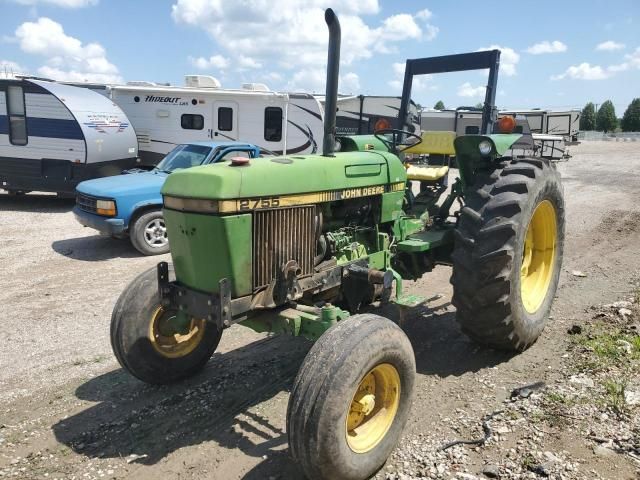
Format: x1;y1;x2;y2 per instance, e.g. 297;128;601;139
393;293;444;308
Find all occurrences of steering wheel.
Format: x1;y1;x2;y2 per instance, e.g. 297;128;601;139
374;128;423;154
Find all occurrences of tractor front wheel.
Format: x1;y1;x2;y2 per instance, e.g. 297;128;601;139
287;314;415;480
110;264;222;384
451;157;565;351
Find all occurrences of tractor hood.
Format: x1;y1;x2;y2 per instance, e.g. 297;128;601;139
161;151;406;203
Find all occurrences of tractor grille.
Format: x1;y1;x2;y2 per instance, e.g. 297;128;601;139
76;193;98;214
253;205;316;289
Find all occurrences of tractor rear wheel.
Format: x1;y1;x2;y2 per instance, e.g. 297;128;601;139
111;264;222;384
287;314;415;480
451;157;565;351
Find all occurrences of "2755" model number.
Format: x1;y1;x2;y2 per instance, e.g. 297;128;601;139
238;197;281;211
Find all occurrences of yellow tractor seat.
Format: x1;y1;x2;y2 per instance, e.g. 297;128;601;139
406;165;449;182
403;130;457;155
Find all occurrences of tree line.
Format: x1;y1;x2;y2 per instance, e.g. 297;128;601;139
579;99;640;133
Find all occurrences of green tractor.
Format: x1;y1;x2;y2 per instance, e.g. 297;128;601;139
111;9;564;480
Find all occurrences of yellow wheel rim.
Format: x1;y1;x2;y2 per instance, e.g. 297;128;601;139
520;200;557;313
148;306;206;359
346;363;400;453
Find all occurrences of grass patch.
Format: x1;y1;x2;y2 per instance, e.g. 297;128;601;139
573;328;640;372
602;379;628;414
521;453;537;470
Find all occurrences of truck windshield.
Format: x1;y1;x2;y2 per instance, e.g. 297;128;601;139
155;144;213;172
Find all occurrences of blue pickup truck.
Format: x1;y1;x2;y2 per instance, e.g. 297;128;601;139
73;141;260;255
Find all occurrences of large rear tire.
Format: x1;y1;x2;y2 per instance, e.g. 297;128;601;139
111;264;222;384
451;157;565;351
287;314;415;480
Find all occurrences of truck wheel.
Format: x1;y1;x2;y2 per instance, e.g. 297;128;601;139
451;157;565;351
130;209;170;256
111;264;222;384
287;314;415;480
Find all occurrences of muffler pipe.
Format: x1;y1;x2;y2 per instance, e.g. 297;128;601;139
322;8;341;157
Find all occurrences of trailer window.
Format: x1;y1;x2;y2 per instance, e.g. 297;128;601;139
6;86;27;145
264;107;282;142
181;114;204;130
218;107;233;131
465;125;480;135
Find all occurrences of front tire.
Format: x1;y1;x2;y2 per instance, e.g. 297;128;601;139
130;209;170;256
451;157;565;351
287;314;415;480
110;265;222;384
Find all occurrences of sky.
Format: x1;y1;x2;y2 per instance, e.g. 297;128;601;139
1;0;638;114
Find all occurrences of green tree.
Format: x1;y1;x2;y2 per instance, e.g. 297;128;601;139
596;100;617;133
474;102;483;109
579;102;596;131
434;100;445;110
621;98;640;132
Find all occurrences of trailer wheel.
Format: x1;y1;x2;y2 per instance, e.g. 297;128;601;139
130;209;170;256
111;264;222;384
451;157;565;351
287;314;415;480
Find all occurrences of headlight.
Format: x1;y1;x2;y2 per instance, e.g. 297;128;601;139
164;196;219;214
478;140;493;156
96;199;116;216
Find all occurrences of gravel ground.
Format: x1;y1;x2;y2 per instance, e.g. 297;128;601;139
0;141;639;479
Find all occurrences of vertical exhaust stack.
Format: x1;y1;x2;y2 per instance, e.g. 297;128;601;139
322;8;341;157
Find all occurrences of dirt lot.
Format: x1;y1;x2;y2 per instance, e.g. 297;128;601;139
1;141;639;480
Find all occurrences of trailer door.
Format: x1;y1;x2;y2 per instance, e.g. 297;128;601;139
213;101;238;141
546;114;571;136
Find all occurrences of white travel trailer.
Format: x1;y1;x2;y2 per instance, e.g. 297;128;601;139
500;109;581;141
0;78;138;194
108;76;325;164
422;108;581;142
317;95;421;135
421;108;484;136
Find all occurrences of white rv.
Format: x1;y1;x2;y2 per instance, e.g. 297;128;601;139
317;95;421;135
0;78;138;194
500;109;580;141
107;76;325;164
421;108;484;136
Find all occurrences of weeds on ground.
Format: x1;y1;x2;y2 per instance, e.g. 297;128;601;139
572;328;640;373
602;379;628;415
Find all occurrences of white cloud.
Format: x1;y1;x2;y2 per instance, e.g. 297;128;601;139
457;82;485;98
237;55;262;70
416;8;432;20
388;61;434;93
189;54;229;70
14;17;121;83
477;45;519;75
526;40;567;54
551;63;610;80
553;48;640;80
423;24;439;41
171;0;439;91
0;60;28;78
10;0;97;7
285;67;360;94
608;46;640;72
340;72;360;93
596;40;625;51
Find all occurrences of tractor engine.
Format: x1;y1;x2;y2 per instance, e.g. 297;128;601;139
160;149;407;320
